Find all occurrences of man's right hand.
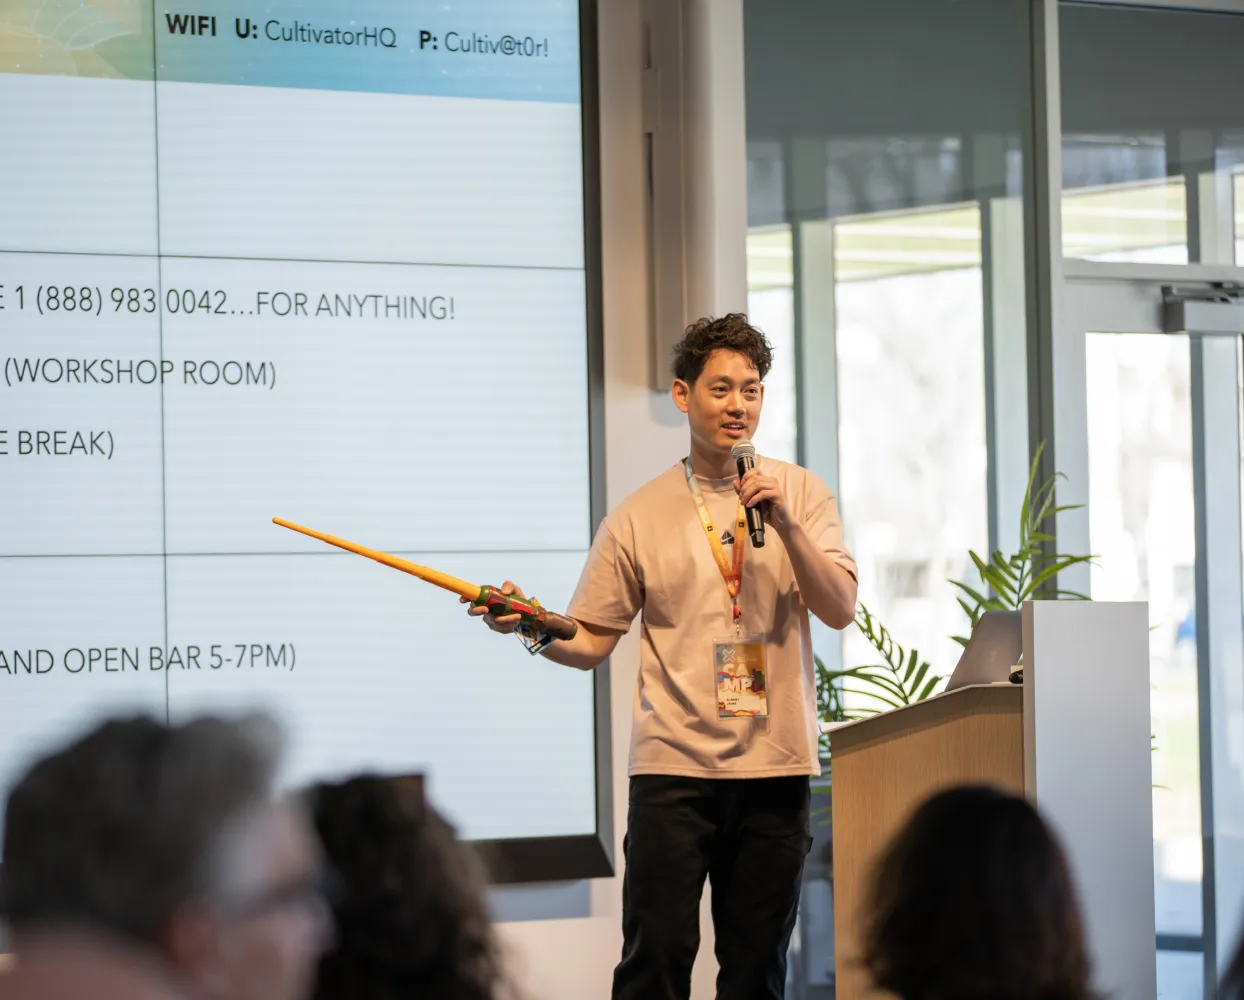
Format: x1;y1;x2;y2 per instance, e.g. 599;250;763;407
462;580;623;671
461;580;526;634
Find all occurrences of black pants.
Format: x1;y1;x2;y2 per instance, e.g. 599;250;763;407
612;774;812;1000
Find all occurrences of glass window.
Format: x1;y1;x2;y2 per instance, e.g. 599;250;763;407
1062;172;1188;264
1158;951;1203;1000
1085;333;1201;957
1061;3;1244;264
835;205;988;678
1236;171;1244;265
744;0;1031;685
747;226;798;464
744;6;1033;990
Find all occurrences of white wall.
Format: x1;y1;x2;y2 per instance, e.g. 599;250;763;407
683;0;749;320
1023;601;1157;1000
494;1;745;997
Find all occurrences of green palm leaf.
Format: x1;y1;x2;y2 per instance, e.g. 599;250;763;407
815;440;1096;797
951;580;992;608
950;441;1094;636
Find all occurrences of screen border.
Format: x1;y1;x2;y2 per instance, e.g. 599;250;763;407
470;0;613;886
0;0;612;896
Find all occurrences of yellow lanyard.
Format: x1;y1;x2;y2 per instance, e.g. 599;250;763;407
683;458;748;626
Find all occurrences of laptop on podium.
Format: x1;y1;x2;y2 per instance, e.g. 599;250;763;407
942;609;1023;693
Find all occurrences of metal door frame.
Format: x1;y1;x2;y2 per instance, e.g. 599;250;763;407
1062;271;1244;996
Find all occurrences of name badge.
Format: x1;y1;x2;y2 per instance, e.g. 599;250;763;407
714;635;768;718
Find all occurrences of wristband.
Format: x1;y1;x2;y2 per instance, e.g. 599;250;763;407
515;623;556;656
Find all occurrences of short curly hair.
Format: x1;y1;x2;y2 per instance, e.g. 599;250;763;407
671;313;773;385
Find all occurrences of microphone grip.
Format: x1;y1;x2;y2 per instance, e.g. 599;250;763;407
735;455;766;548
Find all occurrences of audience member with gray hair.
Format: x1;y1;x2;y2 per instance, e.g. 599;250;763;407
0;713;329;1000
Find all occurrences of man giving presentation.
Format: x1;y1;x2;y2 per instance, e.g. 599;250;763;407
466;313;858;1000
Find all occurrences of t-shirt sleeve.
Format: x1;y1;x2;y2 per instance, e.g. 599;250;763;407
801;472;858;582
566;519;642;632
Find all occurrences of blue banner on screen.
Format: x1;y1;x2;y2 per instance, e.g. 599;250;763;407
157;1;580;101
0;0;596;844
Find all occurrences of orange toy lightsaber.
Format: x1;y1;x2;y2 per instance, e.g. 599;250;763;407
272;518;578;643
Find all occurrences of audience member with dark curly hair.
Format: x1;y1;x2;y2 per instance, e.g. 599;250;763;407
305;776;511;1000
862;785;1096;1000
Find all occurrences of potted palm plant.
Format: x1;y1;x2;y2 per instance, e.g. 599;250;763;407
814;444;1092;807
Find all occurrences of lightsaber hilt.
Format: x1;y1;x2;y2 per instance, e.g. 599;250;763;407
471;586;579;641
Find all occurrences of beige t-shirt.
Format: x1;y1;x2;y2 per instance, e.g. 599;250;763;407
567;457;857;778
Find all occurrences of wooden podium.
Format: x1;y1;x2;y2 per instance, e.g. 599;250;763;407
828;601;1156;1000
830;684;1023;999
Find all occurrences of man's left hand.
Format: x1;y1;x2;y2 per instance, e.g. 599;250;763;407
735;469;794;534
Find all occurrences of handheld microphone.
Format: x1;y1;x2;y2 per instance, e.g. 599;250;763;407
730;440;765;548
